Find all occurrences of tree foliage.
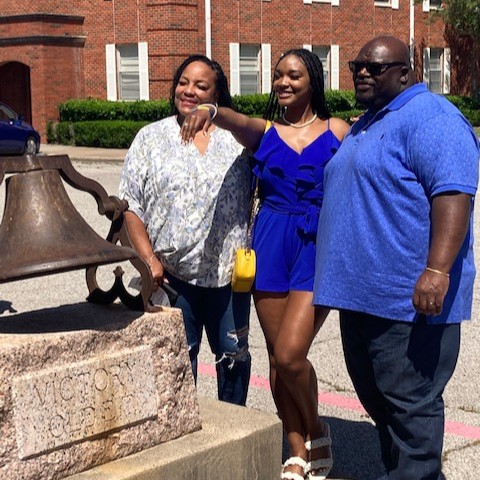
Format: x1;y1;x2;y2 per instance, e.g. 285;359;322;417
436;1;480;98
440;0;480;40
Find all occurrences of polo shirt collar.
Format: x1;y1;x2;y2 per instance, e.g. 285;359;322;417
370;82;428;116
356;83;428;130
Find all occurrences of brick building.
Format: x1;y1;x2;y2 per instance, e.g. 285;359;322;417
0;0;475;139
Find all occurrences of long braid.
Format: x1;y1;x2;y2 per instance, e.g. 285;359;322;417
263;90;279;121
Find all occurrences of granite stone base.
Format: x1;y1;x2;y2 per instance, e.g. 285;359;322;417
0;303;201;480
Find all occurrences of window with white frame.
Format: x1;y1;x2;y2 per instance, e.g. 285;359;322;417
117;44;140;100
374;0;399;8
229;43;271;96
303;44;339;90
240;44;261;95
423;47;450;94
312;46;331;89
304;0;340;5
423;0;442;11
105;42;149;101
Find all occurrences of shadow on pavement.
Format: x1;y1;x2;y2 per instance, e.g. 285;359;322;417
282;416;384;480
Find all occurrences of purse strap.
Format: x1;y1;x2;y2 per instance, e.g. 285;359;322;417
246;120;272;249
246;177;260;250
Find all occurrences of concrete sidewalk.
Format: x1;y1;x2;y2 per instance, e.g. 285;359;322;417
40;144;128;163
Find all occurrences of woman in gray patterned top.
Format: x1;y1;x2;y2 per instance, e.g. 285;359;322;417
118;55;252;406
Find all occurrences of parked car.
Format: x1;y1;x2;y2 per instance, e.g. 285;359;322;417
0;102;40;155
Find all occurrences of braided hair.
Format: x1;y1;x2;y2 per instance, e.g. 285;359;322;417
263;48;331;121
170;54;233;115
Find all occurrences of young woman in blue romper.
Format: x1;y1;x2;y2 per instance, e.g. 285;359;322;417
182;49;350;480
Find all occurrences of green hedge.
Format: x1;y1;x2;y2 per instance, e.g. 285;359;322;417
48;120;150;148
54;122;74;145
325;90;359;112
59;99;170;122
335;109;366;124
445;95;480;111
57;91;359;122
232;93;270;115
49;90;479;148
463;109;480;128
232;91;360;116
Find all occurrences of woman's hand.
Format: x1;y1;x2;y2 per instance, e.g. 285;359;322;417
180;108;212;143
412;269;450;316
148;255;167;290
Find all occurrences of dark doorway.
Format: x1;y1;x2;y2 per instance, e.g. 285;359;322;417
0;62;32;124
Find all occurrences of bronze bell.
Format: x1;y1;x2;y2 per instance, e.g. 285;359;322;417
0;168;135;279
0;154;155;311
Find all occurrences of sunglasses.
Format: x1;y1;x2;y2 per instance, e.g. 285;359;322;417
348;61;407;76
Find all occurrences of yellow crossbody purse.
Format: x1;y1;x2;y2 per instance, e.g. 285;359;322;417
231;177;259;292
231;121;271;292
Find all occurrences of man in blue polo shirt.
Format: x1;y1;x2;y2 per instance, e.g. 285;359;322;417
314;36;479;479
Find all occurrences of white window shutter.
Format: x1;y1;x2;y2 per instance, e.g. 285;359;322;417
303;0;312;4
261;44;271;94
392;0;399;9
423;48;430;86
105;44;117;101
229;43;240;96
443;47;451;94
138;42;149;100
331;0;339;6
423;0;430;12
303;44;312;51
331;44;339;90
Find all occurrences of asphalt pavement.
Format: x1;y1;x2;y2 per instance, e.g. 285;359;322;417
0;144;479;479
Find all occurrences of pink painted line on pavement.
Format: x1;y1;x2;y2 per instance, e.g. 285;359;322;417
198;362;480;440
317;391;366;413
445;421;480;441
198;362;216;376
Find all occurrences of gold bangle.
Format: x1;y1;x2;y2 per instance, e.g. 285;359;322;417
196;103;218;120
425;267;450;278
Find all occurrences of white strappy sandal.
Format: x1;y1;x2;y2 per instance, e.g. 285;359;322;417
304;423;333;480
281;456;307;480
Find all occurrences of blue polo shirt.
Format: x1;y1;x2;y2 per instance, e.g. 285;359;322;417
313;83;479;323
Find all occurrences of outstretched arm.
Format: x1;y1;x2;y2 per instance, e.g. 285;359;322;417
180;105;267;151
412;193;472;316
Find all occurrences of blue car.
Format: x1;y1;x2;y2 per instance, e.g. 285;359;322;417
0;102;41;155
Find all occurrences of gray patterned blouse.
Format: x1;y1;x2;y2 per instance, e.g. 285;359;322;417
119;115;251;287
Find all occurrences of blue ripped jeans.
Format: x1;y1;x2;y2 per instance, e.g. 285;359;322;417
165;273;251;406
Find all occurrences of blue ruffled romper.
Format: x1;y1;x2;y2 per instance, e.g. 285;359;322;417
252;122;341;292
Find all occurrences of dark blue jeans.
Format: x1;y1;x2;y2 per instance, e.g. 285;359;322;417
340;310;460;480
166;274;251;406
